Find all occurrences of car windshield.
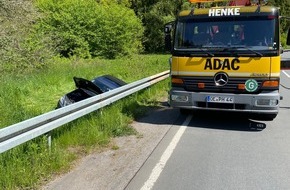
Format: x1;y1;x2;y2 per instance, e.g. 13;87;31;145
174;16;277;52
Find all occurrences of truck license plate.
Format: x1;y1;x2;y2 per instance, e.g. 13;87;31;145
206;96;234;103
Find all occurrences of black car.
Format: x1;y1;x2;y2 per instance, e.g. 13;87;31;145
56;75;126;108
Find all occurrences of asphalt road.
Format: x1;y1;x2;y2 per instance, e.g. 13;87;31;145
281;51;290;61
126;71;290;190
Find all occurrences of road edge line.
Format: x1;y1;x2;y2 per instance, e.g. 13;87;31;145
140;114;193;190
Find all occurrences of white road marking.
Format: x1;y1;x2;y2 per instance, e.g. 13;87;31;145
140;115;193;190
282;70;290;78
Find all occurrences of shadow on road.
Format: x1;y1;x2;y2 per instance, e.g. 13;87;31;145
186;110;266;132
133;101;267;132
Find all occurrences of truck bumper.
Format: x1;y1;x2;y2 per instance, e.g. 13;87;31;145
169;88;280;115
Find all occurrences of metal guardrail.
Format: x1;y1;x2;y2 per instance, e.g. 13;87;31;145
0;71;170;154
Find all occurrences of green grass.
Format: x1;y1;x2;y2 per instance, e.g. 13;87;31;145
0;54;170;189
0;54;169;128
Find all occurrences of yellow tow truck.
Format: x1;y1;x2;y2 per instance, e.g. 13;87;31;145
164;0;290;120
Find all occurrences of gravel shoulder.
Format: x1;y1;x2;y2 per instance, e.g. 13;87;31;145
42;104;180;190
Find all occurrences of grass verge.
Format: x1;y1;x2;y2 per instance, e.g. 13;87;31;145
0;54;170;189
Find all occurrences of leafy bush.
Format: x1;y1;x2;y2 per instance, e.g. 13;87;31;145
35;0;144;59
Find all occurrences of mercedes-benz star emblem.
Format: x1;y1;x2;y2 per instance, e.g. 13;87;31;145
214;72;228;86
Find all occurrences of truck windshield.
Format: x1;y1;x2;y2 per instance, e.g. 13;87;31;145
174;16;277;54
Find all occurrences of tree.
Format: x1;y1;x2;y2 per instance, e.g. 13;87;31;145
268;0;290;31
267;0;290;46
131;0;186;52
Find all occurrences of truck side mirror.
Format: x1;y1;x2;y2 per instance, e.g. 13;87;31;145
164;22;174;52
165;34;172;52
164;25;172;34
287;28;290;45
281;29;290;69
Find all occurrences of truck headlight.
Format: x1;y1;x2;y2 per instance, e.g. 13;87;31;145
171;95;188;102
256;99;278;106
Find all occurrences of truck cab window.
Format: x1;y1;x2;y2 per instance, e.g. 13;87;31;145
174;16;277;54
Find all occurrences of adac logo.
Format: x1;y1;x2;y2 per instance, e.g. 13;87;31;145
204;58;240;70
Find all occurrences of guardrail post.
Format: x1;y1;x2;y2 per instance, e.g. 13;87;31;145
47;132;52;152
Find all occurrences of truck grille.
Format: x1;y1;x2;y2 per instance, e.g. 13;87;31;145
182;77;263;94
